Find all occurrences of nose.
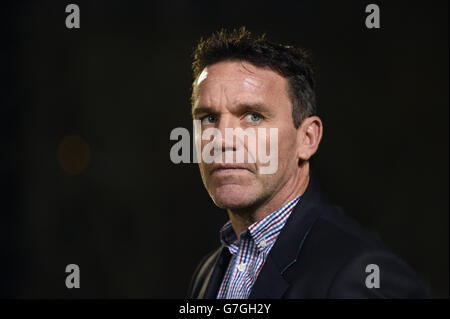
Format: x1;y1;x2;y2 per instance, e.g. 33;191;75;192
216;114;239;152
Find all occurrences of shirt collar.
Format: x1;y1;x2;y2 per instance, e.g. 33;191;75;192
219;195;302;254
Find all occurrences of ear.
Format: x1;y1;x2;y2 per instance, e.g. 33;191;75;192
296;116;323;161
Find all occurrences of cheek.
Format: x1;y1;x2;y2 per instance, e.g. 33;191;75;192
278;123;297;150
251;127;296;166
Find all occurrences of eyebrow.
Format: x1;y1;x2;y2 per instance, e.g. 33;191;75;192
192;103;273;119
192;106;212;119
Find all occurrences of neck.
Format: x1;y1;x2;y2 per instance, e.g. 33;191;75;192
227;161;310;241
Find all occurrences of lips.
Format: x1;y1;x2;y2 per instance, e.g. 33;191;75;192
210;164;250;173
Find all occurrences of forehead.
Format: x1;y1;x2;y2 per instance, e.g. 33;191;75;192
193;60;289;107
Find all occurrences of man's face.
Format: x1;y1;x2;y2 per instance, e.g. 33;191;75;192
192;60;300;210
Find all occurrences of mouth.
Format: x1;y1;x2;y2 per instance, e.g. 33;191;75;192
210;164;250;174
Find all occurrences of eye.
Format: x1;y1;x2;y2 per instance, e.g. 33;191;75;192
245;113;262;123
201;114;218;125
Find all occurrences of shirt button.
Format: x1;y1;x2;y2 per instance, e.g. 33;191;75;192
237;263;246;272
259;240;267;248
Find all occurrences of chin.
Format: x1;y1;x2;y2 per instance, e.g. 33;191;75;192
210;184;256;210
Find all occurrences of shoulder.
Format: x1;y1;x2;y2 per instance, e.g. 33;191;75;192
287;205;428;298
313;205;385;254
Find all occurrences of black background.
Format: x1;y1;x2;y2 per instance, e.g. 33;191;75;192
1;0;448;298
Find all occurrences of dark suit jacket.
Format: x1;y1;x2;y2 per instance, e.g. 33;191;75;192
188;176;428;298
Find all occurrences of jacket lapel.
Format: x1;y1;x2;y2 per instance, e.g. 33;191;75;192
249;176;328;298
199;246;232;299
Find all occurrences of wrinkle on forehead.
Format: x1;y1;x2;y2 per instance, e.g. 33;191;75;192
242;76;263;90
196;62;267;91
193;61;288;109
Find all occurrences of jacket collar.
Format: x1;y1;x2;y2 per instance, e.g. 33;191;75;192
249;175;327;298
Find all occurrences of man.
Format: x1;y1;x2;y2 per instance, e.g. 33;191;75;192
188;27;427;298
